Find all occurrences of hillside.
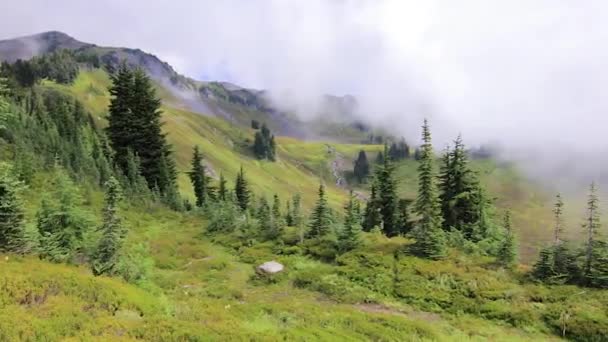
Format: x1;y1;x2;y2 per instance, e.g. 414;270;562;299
0;31;372;141
43;68;565;261
0;33;606;342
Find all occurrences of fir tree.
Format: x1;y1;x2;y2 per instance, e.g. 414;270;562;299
290;193;303;227
269;194;285;239
412;119;446;259
252;123;276;161
338;191;363;252
256;196;275;239
363;183;381;231
218;173;228;201
375;144;400;237
106;65;178;197
353;150;370;183
497;211;517;268
308;184;332;238
438;135;481;237
581;182;608;287
234;166;250;211
37;170;93;262
189;146;207;207
92;177;125;276
0;164;26;253
553;193;564;245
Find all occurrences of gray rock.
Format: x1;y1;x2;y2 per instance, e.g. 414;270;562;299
257;261;284;274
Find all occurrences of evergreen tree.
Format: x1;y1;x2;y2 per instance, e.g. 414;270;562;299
189;146;207;207
106;63;134;174
285;200;293;226
375;144;400;236
106;65;177;197
397;199;413;234
338;191;363;252
353;150;370;183
581;182;608;287
234;166;250;211
363;183;381;231
290;193;303;228
533;246;555;280
438;135;481;237
497;211;517;268
256;196;275;239
218;173;228;201
308;184;332;238
37;170;93;262
92;177;125;276
252;123;276;161
553;193;564;245
0;164;26;253
124;149;149;198
412;119;446;259
269;194;285;239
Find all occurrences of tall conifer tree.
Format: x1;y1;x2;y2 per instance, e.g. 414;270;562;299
412;119;446;259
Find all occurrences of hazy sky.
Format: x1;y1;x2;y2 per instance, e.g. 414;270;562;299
2;0;608;184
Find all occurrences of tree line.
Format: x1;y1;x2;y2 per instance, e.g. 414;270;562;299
533;186;608;288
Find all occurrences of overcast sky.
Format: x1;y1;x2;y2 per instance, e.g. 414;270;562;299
2;0;608;184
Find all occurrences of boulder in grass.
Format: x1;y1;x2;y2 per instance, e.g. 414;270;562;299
256;261;284;274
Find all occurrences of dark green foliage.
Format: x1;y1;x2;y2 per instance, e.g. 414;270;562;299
308;184;332;238
375;151;384;164
218;173;228;201
92;177;125;276
580;183;608;287
0;50;79;88
388;137;410;161
374;144;401;237
363;183;381;231
0;164;27;253
338;191;363;252
234;166;250;211
353;150;370;183
397;199;413;234
268;194;285;240
189;146;207;207
438;135;486;238
534;194;580;284
252;123;276;161
256;196;273;239
412;119;446;259
36;169;94;262
123;149;150;199
497;211;517;267
106;64;178;197
34;50;79;84
251;120;260;129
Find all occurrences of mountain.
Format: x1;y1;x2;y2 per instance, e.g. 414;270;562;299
0;31;607;341
0;31;370;141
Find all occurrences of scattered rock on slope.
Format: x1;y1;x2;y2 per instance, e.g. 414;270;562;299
256;261;284;274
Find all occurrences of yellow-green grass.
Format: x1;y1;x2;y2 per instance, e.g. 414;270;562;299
2;172;571;341
44;70;382;209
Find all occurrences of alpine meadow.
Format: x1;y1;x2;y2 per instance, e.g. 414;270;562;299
0;3;608;341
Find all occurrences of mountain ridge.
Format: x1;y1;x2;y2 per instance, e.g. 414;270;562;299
0;31;367;140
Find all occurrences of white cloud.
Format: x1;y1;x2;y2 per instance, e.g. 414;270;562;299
2;0;608;185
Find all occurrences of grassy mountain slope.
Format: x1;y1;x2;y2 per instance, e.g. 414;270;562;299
44;69;382;209
1;66;606;341
43;68;571;261
1;172;582;341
